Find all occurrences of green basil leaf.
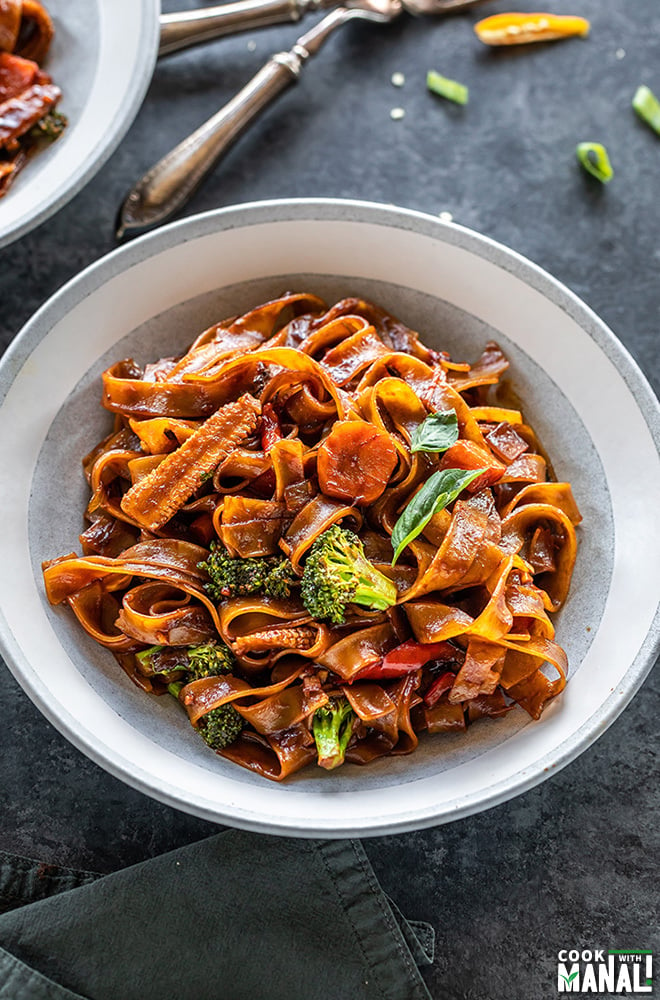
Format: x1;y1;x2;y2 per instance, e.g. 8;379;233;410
391;467;485;565
410;410;459;454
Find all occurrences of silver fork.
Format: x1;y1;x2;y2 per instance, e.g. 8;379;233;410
159;0;489;57
118;0;492;238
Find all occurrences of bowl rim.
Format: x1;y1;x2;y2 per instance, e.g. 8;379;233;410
0;0;160;249
1;197;659;836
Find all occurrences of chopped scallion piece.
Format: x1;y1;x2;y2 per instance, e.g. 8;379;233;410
427;70;469;106
632;85;660;136
576;142;613;183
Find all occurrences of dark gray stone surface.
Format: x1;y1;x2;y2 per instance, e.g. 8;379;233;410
0;1;658;997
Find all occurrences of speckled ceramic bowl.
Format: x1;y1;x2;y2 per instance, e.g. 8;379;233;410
1;199;659;836
0;0;159;249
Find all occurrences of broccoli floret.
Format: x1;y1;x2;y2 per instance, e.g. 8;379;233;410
198;704;245;750
198;542;297;601
162;649;243;750
136;640;235;679
300;525;397;624
312;698;355;770
186;640;236;679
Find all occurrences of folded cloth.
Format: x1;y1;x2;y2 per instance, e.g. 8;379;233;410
0;833;434;1000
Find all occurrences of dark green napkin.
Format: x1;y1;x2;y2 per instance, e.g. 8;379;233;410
0;833;434;1000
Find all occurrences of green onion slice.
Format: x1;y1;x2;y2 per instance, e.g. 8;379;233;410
632;85;660;136
427;70;469;106
576;142;613;183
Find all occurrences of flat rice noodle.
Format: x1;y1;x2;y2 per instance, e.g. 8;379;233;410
506;668;564;719
447;341;509;392
270;438;311;511
424;697;466;733
505;580;555;639
465;488;502;543
298;314;367;357
116;582;214;645
499;481;582;525
102;359;234;419
66;582;135;652
128;417;199;454
238;684;328;735
281;494;362;570
15;0;54;63
500;453;546;484
283;384;337;426
405;599;474;642
356;352;434;397
127;454;166;486
465;554;515;642
342;683;397;722
220;496;287;557
114;651;156;693
191;348;345;418
402;500;489;600
220;726;317;781
0;51;37;101
83;427;140;482
80;513;139;558
466;689;512;721
316;622;398;682
0;1;21;52
181;667;304;724
216;446;270;483
389;672;422;755
498;635;567;689
500;503;577;609
44;538;212;608
448;637;505;703
228;292;325;340
469;406;522;424
336;299;436;363
321;326;390;386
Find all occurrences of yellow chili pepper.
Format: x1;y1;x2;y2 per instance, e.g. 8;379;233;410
474;12;590;46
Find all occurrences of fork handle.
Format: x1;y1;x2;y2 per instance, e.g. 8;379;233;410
117;54;301;236
118;9;353;237
159;0;322;57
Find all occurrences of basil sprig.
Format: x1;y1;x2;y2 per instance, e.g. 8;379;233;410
391;467;485;564
410;410;459;454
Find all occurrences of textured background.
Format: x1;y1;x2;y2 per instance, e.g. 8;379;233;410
1;0;658;997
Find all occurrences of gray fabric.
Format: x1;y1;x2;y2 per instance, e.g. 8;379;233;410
0;833;434;1000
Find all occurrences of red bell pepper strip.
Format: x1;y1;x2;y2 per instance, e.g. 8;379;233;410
423;671;456;708
354;639;457;681
260;402;283;451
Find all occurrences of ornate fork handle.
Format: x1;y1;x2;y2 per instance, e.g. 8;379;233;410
159;0;329;57
118;8;382;237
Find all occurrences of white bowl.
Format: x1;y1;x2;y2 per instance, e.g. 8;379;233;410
0;0;159;248
1;199;659;837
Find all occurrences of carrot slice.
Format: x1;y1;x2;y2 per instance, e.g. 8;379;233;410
474;12;590;46
317;420;397;505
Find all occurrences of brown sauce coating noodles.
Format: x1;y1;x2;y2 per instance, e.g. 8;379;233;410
0;0;64;197
42;294;581;781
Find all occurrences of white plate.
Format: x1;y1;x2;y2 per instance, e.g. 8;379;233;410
0;0;159;249
1;199;659;837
